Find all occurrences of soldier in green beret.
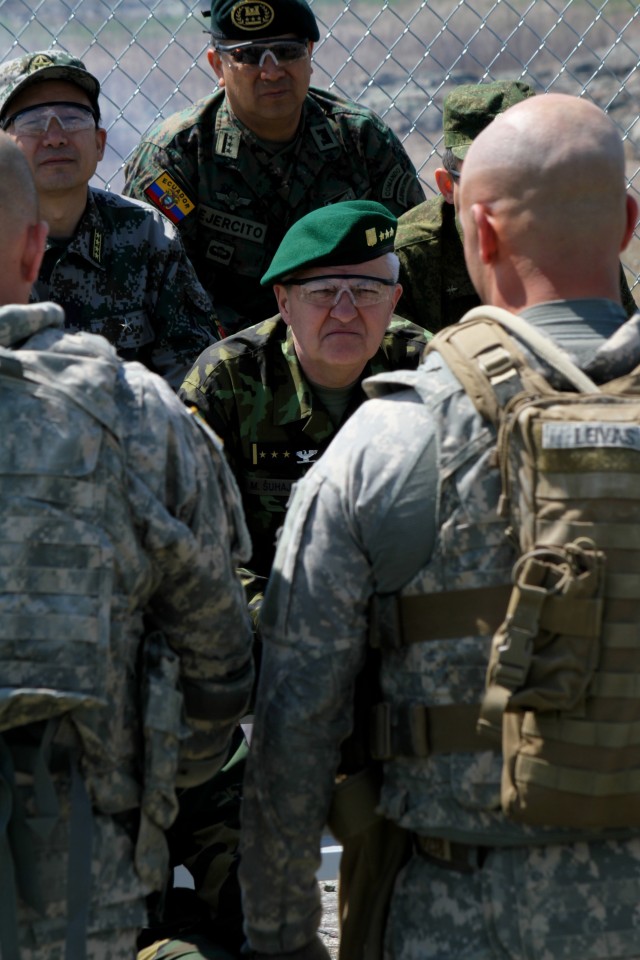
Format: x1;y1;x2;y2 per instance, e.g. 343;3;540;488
395;79;637;332
138;202;430;960
0;50;218;389
181;199;430;585
123;0;425;337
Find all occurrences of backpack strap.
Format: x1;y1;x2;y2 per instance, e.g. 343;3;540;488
463;306;600;393
426;307;600;427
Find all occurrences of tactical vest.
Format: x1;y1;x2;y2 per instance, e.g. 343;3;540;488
0;337;185;959
371;308;640;837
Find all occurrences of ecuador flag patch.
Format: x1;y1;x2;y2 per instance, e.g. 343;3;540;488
144;172;195;224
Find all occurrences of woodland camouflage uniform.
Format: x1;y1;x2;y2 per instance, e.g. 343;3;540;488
124;88;425;335
179;313;430;579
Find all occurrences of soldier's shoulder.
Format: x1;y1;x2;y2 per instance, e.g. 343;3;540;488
190;316;283;372
89;187;179;241
395;195;446;248
385;315;432;341
306;86;386;127
138;92;223;146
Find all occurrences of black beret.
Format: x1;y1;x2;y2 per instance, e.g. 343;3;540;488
208;0;319;42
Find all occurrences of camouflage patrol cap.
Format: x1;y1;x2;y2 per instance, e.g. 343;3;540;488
261;200;397;285
206;0;319;42
444;80;535;160
0;51;100;124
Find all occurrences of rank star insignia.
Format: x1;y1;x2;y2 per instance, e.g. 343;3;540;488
216;189;251;212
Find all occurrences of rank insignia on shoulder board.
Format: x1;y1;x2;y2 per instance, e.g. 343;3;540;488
144;172;195;224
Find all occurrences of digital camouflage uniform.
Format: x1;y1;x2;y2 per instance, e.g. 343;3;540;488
123;87;425;335
394;195;480;332
179;314;431;581
240;299;640;960
395;196;638;331
0;302;254;960
394;78;637;332
32;187;218;389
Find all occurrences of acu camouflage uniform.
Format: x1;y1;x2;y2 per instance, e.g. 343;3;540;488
179;314;430;581
123;88;425;335
32;187;218;389
240;300;640;960
0;302;253;960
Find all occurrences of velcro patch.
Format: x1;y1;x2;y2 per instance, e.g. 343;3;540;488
144;172;195;224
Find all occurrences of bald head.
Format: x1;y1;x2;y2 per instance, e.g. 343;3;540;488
0;130;46;305
458;93;636;308
0;130;38;226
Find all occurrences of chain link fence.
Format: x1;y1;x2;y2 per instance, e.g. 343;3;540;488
1;0;640;290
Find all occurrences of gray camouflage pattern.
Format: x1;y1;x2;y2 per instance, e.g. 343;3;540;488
32;188;218;389
2;302;253;954
123;88;425;335
240;304;640;957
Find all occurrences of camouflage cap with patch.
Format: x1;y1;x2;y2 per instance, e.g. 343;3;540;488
261;200;397;285
206;0;319;42
444;79;535;160
0;51;100;123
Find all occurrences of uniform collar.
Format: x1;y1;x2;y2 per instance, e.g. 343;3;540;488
0;301;64;348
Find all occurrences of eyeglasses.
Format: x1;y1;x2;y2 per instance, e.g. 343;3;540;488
2;101;97;136
286;274;397;307
215;39;309;67
447;168;462;182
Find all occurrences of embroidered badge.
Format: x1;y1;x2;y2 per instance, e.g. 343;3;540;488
144;172;195;224
310;124;340;152
89;228;103;265
216;129;241;159
231;1;275;32
29;54;56;72
365;226;395;248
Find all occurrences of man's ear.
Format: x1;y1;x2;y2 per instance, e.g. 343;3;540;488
472;203;498;264
22;219;48;285
95;126;107;162
207;47;225;86
621;193;639;252
434;167;455;205
273;284;291;324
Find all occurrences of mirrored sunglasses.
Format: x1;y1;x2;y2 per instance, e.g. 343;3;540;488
286;274;397;307
216;39;309;66
2;101;97;135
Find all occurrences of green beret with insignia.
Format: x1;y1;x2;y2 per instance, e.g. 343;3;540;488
0;50;100;124
444;79;535;159
207;0;319;42
261;200;397;285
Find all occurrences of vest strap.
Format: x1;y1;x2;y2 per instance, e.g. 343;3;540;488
370;702;496;760
396;586;512;645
